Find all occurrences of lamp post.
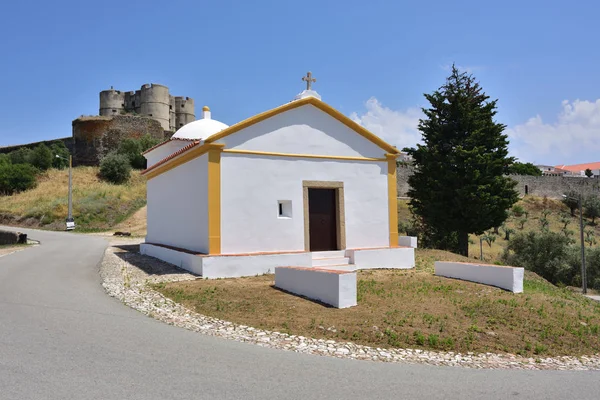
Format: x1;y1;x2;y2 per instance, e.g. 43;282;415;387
56;154;75;231
563;194;587;294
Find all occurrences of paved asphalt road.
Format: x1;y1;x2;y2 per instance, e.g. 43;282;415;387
1;227;599;400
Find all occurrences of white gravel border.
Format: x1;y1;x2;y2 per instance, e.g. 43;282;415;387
100;239;600;370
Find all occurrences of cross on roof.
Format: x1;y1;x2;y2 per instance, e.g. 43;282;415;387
302;71;316;91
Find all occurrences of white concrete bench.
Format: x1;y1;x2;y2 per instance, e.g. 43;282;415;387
398;236;418;248
434;261;524;293
274;267;357;308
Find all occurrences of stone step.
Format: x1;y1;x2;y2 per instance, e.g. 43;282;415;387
312;257;350;267
311;250;346;258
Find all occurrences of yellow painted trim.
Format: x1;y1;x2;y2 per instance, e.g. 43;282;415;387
205;96;400;154
223;148;387;162
144;143;225;180
207;146;223;255
386;154;399;248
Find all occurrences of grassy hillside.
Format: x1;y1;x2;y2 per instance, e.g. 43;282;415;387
0;167;146;232
398;196;600;263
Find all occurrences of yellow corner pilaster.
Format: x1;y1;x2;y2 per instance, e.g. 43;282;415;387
386;154;399;248
207;144;224;254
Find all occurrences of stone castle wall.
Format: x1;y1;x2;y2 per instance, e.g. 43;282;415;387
72;115;167;166
0;138;73;155
99;84;195;131
396;165;600;198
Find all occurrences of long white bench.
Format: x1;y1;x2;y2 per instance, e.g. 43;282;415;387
434;261;524;293
274;266;357;308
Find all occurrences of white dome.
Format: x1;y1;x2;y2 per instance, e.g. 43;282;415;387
171;107;229;140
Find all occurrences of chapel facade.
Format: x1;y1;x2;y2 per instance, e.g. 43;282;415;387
140;79;414;278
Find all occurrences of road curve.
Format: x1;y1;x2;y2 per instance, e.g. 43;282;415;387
1;227;599;400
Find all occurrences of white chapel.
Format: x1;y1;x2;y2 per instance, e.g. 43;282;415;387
140;74;415;278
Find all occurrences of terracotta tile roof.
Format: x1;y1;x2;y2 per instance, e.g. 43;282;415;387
141;140;200;175
142;137;199;155
555;162;600;172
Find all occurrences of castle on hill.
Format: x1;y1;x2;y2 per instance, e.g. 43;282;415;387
99;83;195;131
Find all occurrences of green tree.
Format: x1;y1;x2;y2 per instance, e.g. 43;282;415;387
508;162;542;176
29;144;53;171
50;142;70;169
0;153;10;165
117;138;145;169
585;168;593;178
404;65;518;256
584;196;600;224
99;152;131;184
0;163;38;194
117;135;160;169
502;231;573;285
562;191;580;217
9;147;32;164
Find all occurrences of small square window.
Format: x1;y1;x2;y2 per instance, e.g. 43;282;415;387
278;200;292;218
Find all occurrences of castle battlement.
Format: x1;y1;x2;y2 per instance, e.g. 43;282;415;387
99;84;195;131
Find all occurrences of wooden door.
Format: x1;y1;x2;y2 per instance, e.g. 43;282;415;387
308;188;338;251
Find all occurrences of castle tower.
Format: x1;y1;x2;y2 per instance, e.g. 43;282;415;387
99;87;125;116
174;96;195;130
98;84;194;131
140;84;171;130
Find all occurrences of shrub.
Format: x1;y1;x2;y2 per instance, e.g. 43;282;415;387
562;191;580;217
29;144;54;171
50;142;70;169
117;135;161;169
99;153;131;184
502;231;573;285
117;138;145;169
0;163;38;194
0;153;10;165
584;197;600;225
9;147;32;165
511;204;525;217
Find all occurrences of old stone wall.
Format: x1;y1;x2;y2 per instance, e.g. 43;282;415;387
509;174;600;198
72;115;167;166
396;165;600;199
0;138;73;155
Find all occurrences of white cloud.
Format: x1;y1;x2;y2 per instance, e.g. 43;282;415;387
352;97;600;166
350;97;423;151
506;99;600;165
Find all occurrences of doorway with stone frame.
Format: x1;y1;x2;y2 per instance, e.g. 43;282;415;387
302;181;346;252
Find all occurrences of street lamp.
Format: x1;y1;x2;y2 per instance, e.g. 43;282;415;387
563;194;587;294
56;154;75;231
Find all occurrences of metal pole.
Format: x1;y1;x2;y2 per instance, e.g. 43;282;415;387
480;237;483;261
68;155;73;221
579;196;587;294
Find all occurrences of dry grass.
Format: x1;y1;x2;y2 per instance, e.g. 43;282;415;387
154;249;600;357
0;167;146;231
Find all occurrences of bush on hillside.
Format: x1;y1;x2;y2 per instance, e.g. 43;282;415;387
502;231;573;285
9;147;32;165
99;153;131;184
584;197;600;225
51;142;70;169
0;154;10;165
29;144;53;171
0;163;38;195
562;191;580;217
117;135;161;169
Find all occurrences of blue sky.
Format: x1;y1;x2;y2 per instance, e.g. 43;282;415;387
1;0;598;165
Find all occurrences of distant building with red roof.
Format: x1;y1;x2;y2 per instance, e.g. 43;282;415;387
554;162;600;177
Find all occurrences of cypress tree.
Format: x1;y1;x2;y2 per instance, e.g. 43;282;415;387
405;65;518;257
